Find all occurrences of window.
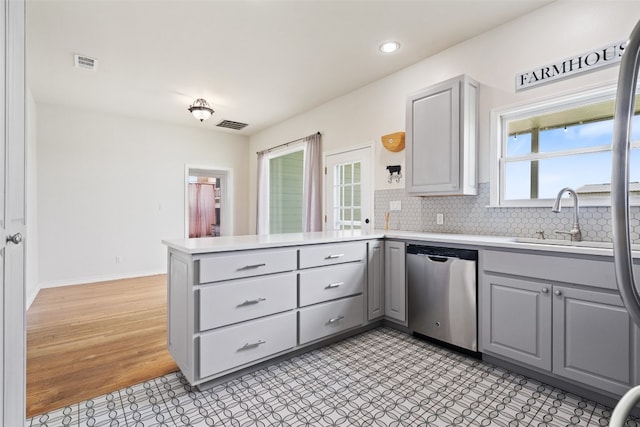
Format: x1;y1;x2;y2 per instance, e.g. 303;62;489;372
492;85;640;206
268;148;303;233
332;161;362;230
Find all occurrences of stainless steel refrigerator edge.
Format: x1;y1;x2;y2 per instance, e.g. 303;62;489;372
407;245;478;352
610;17;640;425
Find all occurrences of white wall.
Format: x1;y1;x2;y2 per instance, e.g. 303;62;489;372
26;88;38;308
248;1;640;232
37;104;249;287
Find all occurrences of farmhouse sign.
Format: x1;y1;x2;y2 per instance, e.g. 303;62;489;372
516;41;627;91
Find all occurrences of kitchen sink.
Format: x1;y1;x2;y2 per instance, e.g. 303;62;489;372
514;237;611;248
514;237;640;251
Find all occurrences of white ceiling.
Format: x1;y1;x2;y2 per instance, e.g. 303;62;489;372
27;0;554;136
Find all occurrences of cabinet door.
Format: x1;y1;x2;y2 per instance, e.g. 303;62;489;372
406;79;460;194
481;274;552;371
367;240;384;321
384;241;406;324
553;286;637;396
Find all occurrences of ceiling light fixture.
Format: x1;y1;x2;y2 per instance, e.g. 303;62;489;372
188;98;214;122
379;41;400;54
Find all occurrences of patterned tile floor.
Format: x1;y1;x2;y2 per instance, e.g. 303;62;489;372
26;327;640;426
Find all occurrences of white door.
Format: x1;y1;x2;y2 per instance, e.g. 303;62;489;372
2;0;26;423
324;146;373;232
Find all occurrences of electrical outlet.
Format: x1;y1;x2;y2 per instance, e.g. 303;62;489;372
389;200;401;211
436;213;444;225
116;256;123;264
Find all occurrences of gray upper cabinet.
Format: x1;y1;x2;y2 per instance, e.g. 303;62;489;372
405;74;478;196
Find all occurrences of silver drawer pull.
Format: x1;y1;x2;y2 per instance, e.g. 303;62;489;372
238;298;266;307
327;315;345;324
325;282;344;289
242;263;267;270
239;340;266;350
325;254;344;260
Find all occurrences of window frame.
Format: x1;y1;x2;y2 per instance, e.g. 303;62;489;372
490;82;640;207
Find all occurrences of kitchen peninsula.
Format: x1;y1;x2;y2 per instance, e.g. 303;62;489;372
164;230;640;408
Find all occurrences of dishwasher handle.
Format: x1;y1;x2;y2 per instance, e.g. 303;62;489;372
427;256;450;263
406;244;478;261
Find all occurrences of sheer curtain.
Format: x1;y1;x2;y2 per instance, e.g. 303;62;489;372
302;133;322;232
189;183;217;238
256;151;269;234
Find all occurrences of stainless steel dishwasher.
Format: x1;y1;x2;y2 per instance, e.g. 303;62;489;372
407;245;478;352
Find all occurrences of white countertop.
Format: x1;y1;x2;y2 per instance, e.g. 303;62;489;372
163;229;630;258
162;230;384;254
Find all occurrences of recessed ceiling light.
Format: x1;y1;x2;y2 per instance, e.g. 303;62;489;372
379;41;400;54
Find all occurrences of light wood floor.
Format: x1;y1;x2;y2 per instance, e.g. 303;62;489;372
26;274;178;418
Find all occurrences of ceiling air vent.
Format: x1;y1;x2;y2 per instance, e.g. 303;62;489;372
74;54;98;71
216;120;248;130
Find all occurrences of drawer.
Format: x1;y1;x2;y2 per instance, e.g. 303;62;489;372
198;248;297;283
299;262;364;307
483;250;616;290
199;272;296;330
298;295;364;344
199;312;296;379
299;242;366;269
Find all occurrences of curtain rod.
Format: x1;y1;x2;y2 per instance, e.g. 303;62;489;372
256;131;320;155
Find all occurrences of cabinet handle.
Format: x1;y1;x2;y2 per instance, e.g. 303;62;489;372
327;315;345;324
239;340;266;350
238;298;266;307
242;263;266;270
325;254;344;260
541;288;549;294
325;282;344;289
554;290;562;296
6;233;22;245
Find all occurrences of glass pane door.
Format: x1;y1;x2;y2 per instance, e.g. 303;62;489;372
332;161;362;230
325;146;371;232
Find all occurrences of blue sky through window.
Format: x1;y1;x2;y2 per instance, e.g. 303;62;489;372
505;116;640;200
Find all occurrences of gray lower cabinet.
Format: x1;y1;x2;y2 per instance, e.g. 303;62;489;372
481;249;640;398
481;274;552;371
384;240;406;324
553;286;638;396
167;239;370;387
367;240;384;320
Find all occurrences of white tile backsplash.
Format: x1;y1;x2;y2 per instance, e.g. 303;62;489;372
375;183;640;242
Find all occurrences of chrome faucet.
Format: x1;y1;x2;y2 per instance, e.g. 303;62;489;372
552;187;582;241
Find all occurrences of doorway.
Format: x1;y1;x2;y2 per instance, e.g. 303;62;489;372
185;167;233;238
324;145;373;232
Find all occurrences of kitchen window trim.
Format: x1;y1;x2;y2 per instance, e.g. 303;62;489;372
489;80;640;208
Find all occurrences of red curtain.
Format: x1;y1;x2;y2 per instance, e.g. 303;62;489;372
189;183;217;238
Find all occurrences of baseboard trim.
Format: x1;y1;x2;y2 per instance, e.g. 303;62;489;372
26;286;39;311
37;270;167;291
